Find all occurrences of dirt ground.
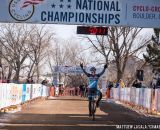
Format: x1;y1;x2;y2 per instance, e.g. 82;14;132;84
0;96;160;130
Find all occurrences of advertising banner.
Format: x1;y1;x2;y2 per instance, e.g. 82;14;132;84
42;85;48;97
2;84;6;107
0;84;6;108
151;89;157;111
130;87;136;104
117;87;120;100
31;84;41;98
135;88;140;105
112;88;120;100
32;84;36;98
0;0;159;28
26;84;31;101
153;89;160;111
22;84;26;102
30;84;33;99
0;83;49;109
143;88;152;109
157;89;160;112
41;84;43;96
126;88;131;102
123;88;126;101
18;84;23;104
0;83;2;108
126;0;160;28
6;84;12;107
139;88;145;106
10;84;19;105
120;88;125;101
37;84;42;97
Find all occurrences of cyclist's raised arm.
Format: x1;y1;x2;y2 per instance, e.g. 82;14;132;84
97;64;108;77
80;63;90;76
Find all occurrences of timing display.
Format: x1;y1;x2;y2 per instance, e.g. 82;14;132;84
77;26;108;35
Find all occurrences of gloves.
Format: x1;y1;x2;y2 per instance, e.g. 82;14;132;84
104;64;108;69
80;63;83;68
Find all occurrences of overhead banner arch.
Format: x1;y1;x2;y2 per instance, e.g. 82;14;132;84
0;0;160;28
53;65;104;74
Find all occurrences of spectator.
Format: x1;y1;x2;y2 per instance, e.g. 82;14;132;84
75;87;78;96
26;78;30;83
7;78;10;83
156;77;160;88
108;81;114;89
79;84;85;97
55;87;59;96
26;77;34;84
132;79;142;88
2;77;7;83
59;85;64;96
106;81;113;99
41;78;48;85
30;77;34;84
150;70;160;88
0;77;2;83
115;82;120;88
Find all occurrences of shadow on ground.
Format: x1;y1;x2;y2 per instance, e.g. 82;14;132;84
99;101;160;125
1;98;160;130
0;113;113;130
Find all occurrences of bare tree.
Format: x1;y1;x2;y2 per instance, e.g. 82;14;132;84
82;35;111;65
0;24;54;83
47;39;88;87
27;25;54;82
81;27;151;82
0;24;33;82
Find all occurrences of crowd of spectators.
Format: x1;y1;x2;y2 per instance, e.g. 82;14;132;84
0;77;10;83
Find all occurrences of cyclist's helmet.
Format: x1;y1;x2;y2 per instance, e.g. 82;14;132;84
90;67;96;71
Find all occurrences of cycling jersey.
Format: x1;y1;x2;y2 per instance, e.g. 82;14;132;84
80;64;107;114
81;67;106;89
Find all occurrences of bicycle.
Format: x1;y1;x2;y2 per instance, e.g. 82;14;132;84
90;90;98;121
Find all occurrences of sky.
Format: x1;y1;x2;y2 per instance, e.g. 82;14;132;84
43;24;78;40
54;25;77;39
49;24;153;40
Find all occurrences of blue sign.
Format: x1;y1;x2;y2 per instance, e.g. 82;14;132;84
22;84;26;102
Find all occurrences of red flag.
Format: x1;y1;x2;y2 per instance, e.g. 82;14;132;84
22;0;44;8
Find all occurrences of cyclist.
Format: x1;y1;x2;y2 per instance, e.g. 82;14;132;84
80;63;108;116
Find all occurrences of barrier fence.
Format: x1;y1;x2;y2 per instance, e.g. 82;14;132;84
0;83;49;109
111;87;160;113
1;83;160;114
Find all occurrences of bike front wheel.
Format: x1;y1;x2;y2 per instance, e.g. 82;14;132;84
91;101;96;121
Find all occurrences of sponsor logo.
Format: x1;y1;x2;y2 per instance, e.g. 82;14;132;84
9;0;43;21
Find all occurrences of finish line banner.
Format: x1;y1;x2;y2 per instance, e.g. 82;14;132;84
53;66;104;74
0;0;160;28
